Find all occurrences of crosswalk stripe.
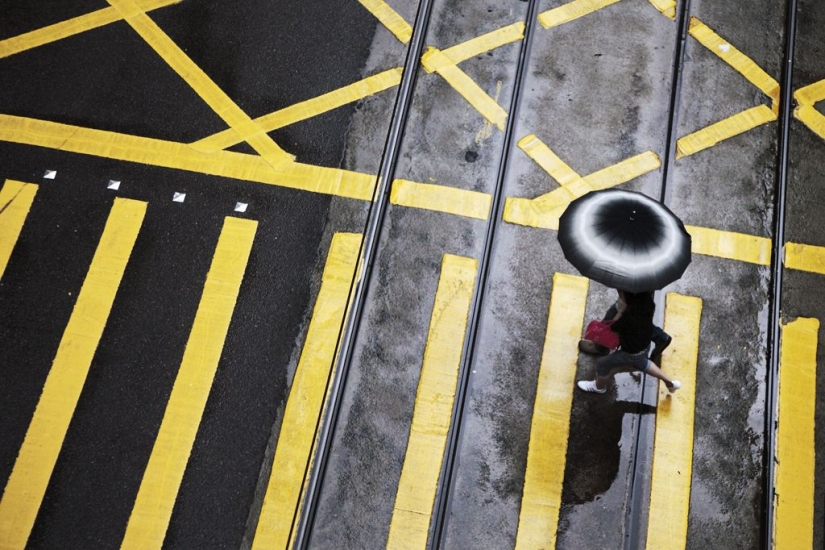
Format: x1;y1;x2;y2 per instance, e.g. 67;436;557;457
0;198;146;550
0;180;38;280
387;255;477;549
774;317;819;549
251;233;362;549
645;293;703;549
515;273;589;549
121;217;257;549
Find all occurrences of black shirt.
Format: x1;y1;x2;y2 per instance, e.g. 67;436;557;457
611;311;653;354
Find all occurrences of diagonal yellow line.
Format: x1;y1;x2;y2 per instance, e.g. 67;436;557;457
0;0;181;59
646;293;702;549
676;105;776;159
785;242;825;275
421;48;508;130
358;0;413;44
515;273;588;549
0;115;376;200
794;79;825;105
774;317;819;549
648;0;676;19
686;225;772;265
438;22;525;67
0;198;146;550
192;68;403;152
538;0;622;30
106;0;294;168
688;17;780;107
517;134;582;188
0;180;38;280
122;217;257;549
794;80;825;141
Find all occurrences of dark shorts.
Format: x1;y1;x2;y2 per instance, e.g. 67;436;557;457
596;346;651;377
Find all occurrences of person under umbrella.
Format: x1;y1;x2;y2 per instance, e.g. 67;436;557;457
577;290;680;394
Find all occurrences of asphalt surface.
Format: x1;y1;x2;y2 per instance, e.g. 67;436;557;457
1;0;824;549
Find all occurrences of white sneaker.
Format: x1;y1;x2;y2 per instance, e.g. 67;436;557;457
668;380;681;393
577;380;606;394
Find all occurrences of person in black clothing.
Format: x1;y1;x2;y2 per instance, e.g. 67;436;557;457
577;291;680;394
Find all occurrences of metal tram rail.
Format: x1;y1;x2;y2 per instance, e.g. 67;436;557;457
295;0;801;546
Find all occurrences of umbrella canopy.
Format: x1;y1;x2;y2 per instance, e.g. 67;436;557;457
558;189;691;292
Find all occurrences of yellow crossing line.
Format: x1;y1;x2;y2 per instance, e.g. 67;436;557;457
676;105;776;159
646;293;702;549
774;317;819;549
192;68;404;152
421;48;508;130
648;0;677;19
685;225;772;266
121;217;257;549
252;233;362;549
0;0;181;59
387;254;477;548
0;198;146;550
538;0;622;30
0;115;376;201
794;79;825;140
515;273;588;549
438;23;525;67
106;0;294;168
784;242;825;275
358;0;413;44
390;179;492;220
0;180;38;280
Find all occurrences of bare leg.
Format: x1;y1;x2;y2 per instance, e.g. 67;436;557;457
644;361;679;391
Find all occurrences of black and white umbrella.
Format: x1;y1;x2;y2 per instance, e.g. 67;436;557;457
557;189;691;292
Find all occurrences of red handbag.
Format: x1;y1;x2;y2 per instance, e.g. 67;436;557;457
584;320;619;350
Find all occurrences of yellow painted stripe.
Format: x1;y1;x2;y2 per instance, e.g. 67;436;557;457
794;104;825;141
648;0;676;19
0;180;38;279
515;273;588;549
538;0;622;30
688;17;780;105
252;233;361;549
435;22;525;69
121;217;257;549
421;48;508;130
518;134;582;188
386;255;477;549
106;0;294;167
390;179;492;220
676;105;776;159
774;317;819;549
784;242;825;275
646;293;702;549
358;0;413;44
192;68;403;152
0;0;180;59
0;198;146;550
794;79;825;106
685;225;771;265
0;115;376;201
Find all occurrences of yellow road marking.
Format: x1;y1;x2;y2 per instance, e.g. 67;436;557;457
106;0;294;168
514;273;588;549
648;0;676;19
0;180;38;280
794;80;825;140
438;23;525;68
121;217;257;549
685;225;772;266
390;179;492;220
358;0;413;44
646;293;702;549
784;242;825;275
421;48;508;130
774;317;819;549
0;115;376;201
688;17;780;107
504;138;660;229
252;233;361;549
386;255;477;549
192;68;404;152
676;105;776;159
538;0;622;30
0;0;181;59
0;198;146;550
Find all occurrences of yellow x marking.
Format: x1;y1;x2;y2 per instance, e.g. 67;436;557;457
794;79;825;140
